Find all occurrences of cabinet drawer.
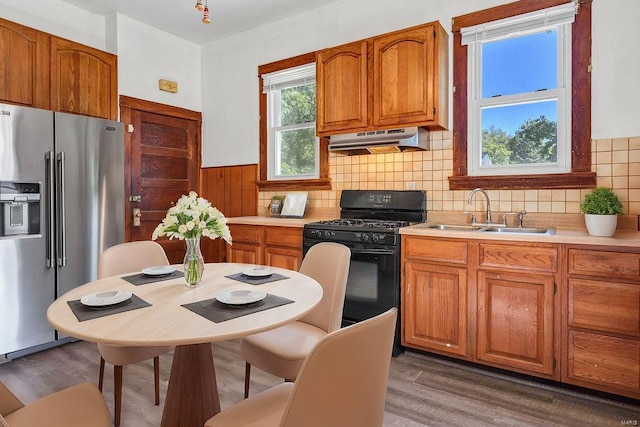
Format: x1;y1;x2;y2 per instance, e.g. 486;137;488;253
566;330;640;393
264;226;302;248
479;243;557;273
228;224;262;244
403;237;467;264
568;278;640;336
568;248;640;280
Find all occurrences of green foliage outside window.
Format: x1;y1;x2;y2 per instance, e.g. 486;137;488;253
481;115;557;165
278;84;316;176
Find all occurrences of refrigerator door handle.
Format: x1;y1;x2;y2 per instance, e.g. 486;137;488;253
45;151;55;268
56;152;67;267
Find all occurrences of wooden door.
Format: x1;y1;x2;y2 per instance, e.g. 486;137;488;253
476;270;555;375
316;40;369;135
0;18;50;109
50;37;117;120
120;96;202;264
403;261;468;357
372;23;436;127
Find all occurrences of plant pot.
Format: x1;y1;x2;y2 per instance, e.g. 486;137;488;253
584;214;618;237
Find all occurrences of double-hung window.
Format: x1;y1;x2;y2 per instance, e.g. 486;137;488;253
262;63;318;181
463;2;576;176
450;0;594;190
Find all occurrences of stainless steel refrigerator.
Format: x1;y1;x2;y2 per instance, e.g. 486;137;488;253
0;103;124;357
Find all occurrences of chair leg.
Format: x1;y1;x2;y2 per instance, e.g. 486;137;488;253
98;357;105;392
244;362;251;399
154;356;160;405
114;365;123;427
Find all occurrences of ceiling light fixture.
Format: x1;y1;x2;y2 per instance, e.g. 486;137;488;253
195;0;211;24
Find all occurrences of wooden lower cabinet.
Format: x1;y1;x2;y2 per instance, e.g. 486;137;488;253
404;261;467;356
263;226;303;270
475;241;558;377
226;224;302;269
402;237;469;358
563;246;640;399
402;236;559;380
476;270;555;375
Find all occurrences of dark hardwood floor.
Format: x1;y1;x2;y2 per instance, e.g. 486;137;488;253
1;339;638;426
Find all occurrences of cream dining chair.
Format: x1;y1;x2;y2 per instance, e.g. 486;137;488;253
0;380;111;427
240;241;351;398
206;308;398;427
96;240;174;427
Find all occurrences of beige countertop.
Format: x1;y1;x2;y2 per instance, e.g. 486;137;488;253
227;214;333;228
400;224;640;247
227;213;640;248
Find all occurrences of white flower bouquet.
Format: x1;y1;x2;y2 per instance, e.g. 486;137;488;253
152;191;231;287
152;191;232;244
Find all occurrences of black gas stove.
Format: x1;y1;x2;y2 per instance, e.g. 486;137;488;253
303;190;426;356
303;190;426;247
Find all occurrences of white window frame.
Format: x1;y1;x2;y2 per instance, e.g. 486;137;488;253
262;63;319;181
462;2;576;176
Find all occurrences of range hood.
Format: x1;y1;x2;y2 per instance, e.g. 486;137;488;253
328;127;429;155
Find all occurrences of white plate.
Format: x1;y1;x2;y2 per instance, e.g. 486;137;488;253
81;290;132;307
241;267;273;278
142;266;175;276
216;290;267;305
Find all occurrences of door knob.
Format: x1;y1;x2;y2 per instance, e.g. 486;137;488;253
133;208;142;226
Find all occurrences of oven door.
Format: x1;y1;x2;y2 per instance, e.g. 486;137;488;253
303;239;399;323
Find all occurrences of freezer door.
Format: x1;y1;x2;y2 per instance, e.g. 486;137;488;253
54;113;125;297
0;104;56;354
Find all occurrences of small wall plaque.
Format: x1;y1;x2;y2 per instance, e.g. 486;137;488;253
159;79;178;93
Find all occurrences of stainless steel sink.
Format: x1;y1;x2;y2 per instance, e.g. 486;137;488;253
481;226;556;235
414;223;556;235
415;223;484;231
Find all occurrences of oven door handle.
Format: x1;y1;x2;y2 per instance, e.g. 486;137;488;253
347;247;396;255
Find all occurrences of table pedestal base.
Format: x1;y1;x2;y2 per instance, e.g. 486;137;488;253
160;343;220;427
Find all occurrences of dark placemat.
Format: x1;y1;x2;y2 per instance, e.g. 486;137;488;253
121;270;184;286
67;294;152;322
225;272;289;285
182;294;294;323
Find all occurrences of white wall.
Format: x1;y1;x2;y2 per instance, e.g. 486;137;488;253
114;14;202;112
201;0;640;167
591;0;640;139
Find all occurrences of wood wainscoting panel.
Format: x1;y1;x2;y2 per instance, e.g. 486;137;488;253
200;164;258;262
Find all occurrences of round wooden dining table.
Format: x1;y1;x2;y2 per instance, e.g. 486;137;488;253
47;262;323;427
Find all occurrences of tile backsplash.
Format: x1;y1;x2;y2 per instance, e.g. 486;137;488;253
259;132;640;217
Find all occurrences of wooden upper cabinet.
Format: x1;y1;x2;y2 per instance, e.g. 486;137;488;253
50;37;118;120
0;18;50;109
372;22;447;128
316;41;369;134
316;21;448;136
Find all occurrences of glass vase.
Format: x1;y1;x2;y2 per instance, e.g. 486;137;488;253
183;237;205;288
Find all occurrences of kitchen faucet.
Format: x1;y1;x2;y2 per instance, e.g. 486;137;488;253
467;188;492;225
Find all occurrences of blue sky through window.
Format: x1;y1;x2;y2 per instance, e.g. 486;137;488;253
481;30;558;135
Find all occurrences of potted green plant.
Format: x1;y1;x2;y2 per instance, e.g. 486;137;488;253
580;187;623;237
269;195;285;216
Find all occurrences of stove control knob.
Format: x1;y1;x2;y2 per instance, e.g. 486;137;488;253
361;233;370;242
323;230;332;239
372;233;381;243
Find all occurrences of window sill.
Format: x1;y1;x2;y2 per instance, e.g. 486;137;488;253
256;178;332;191
448;172;596;190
